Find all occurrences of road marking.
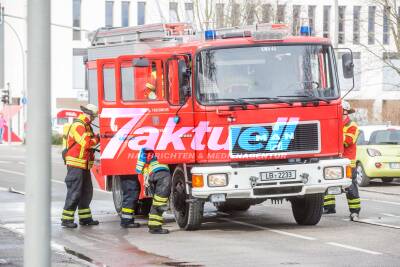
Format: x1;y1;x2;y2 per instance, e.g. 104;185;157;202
362;198;400;206
0;168;110;194
326;242;382;255
381;213;400;218
219;217;316;241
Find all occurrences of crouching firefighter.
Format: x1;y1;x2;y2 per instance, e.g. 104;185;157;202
136;148;171;234
324;101;361;221
61;104;100;228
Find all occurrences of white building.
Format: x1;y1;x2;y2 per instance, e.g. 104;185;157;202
1;0;400;133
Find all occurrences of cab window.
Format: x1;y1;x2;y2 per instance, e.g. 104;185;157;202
103;66;116;102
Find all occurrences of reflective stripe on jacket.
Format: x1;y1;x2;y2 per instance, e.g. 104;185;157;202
65;114;98;169
343;117;359;168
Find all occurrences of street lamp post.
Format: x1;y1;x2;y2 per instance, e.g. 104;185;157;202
25;0;51;266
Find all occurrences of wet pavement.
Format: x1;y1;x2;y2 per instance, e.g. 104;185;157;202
0;145;400;266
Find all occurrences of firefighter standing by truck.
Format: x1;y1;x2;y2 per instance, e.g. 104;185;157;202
324;101;361;221
136;148;171;234
61;104;100;228
119;175;141;228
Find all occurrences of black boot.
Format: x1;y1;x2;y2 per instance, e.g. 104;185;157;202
149;226;169;234
61;220;78;228
79;218;99;226
121;219;140;228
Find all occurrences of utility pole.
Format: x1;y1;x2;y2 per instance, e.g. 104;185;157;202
24;1;51;267
0;4;4;90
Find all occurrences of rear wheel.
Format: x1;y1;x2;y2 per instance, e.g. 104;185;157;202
170;167;203;230
382;178;394;183
112;176;123;214
214;200;252;212
291;193;323;225
356;163;370;187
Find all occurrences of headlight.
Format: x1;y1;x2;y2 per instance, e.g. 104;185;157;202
367;148;381;157
207;173;228;187
324;166;343;180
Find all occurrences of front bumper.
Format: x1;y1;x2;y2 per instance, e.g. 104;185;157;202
362;156;400;177
190;158;352;199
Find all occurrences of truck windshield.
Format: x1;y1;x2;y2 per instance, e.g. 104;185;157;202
196;44;339;105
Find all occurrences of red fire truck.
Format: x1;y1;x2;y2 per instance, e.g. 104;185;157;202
87;23;354;230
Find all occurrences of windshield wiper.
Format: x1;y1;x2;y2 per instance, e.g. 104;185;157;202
241;97;293;106
209;98;259;108
277;94;331;104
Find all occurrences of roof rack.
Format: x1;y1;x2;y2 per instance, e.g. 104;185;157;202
88;23;195;46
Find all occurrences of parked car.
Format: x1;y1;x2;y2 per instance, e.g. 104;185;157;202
356;125;400;186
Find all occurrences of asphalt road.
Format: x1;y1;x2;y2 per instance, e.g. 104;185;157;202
0;145;400;266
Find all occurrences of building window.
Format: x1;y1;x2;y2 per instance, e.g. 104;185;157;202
338;6;345;44
184;2;194;23
276;5;285;23
323;6;331;38
292;5;301;35
72;0;81;40
169;2;179;22
121;1;130;27
105;1;114;27
353;6;361;44
383;6;390;45
245;3;255;25
368;6;376;45
308;6;316;36
262;4;272;23
231;2;240;27
137;1;145;25
216;3;224;28
382;52;400;91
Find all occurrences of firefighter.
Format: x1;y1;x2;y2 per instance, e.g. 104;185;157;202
145;63;157;100
136;148;171;234
324;100;361;221
119;175;141;228
61;104;100;228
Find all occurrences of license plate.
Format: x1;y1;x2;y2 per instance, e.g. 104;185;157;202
390;163;400;169
260;170;296;181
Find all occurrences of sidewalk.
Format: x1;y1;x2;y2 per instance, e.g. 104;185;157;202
0;226;88;267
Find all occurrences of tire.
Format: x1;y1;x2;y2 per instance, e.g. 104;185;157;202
291;193;323;225
170;166;203;230
356;163;370;187
214;200;252;212
112;175;123;215
382;178;394;183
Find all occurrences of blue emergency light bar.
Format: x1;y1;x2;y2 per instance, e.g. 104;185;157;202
205;30;217;40
300;25;312;36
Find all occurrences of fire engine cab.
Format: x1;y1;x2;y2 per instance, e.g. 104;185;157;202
87;23;354;230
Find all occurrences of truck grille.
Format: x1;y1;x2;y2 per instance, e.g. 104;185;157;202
253;186;303;196
230;122;320;157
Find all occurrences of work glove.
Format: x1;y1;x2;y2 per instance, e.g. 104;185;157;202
136;148;147;173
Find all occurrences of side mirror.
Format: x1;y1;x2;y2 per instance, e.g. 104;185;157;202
342;53;354;79
133;58;150;68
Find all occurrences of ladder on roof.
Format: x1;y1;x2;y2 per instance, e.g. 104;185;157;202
89;23;195;46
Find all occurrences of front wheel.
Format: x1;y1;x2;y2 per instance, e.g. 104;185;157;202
356;163;370;187
170;167;203;230
290;193;323;225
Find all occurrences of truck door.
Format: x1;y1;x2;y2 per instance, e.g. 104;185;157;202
97;55;195;176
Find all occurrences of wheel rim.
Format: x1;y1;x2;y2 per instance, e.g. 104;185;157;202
172;178;187;217
356;165;363;185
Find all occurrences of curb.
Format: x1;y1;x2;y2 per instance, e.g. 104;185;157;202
360;188;400;196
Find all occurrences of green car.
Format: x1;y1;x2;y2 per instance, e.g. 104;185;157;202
356;125;400;186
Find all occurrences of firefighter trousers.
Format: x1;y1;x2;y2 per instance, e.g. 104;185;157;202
120;175;140;222
62;166;94;223
324;168;361;214
147;170;172;229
